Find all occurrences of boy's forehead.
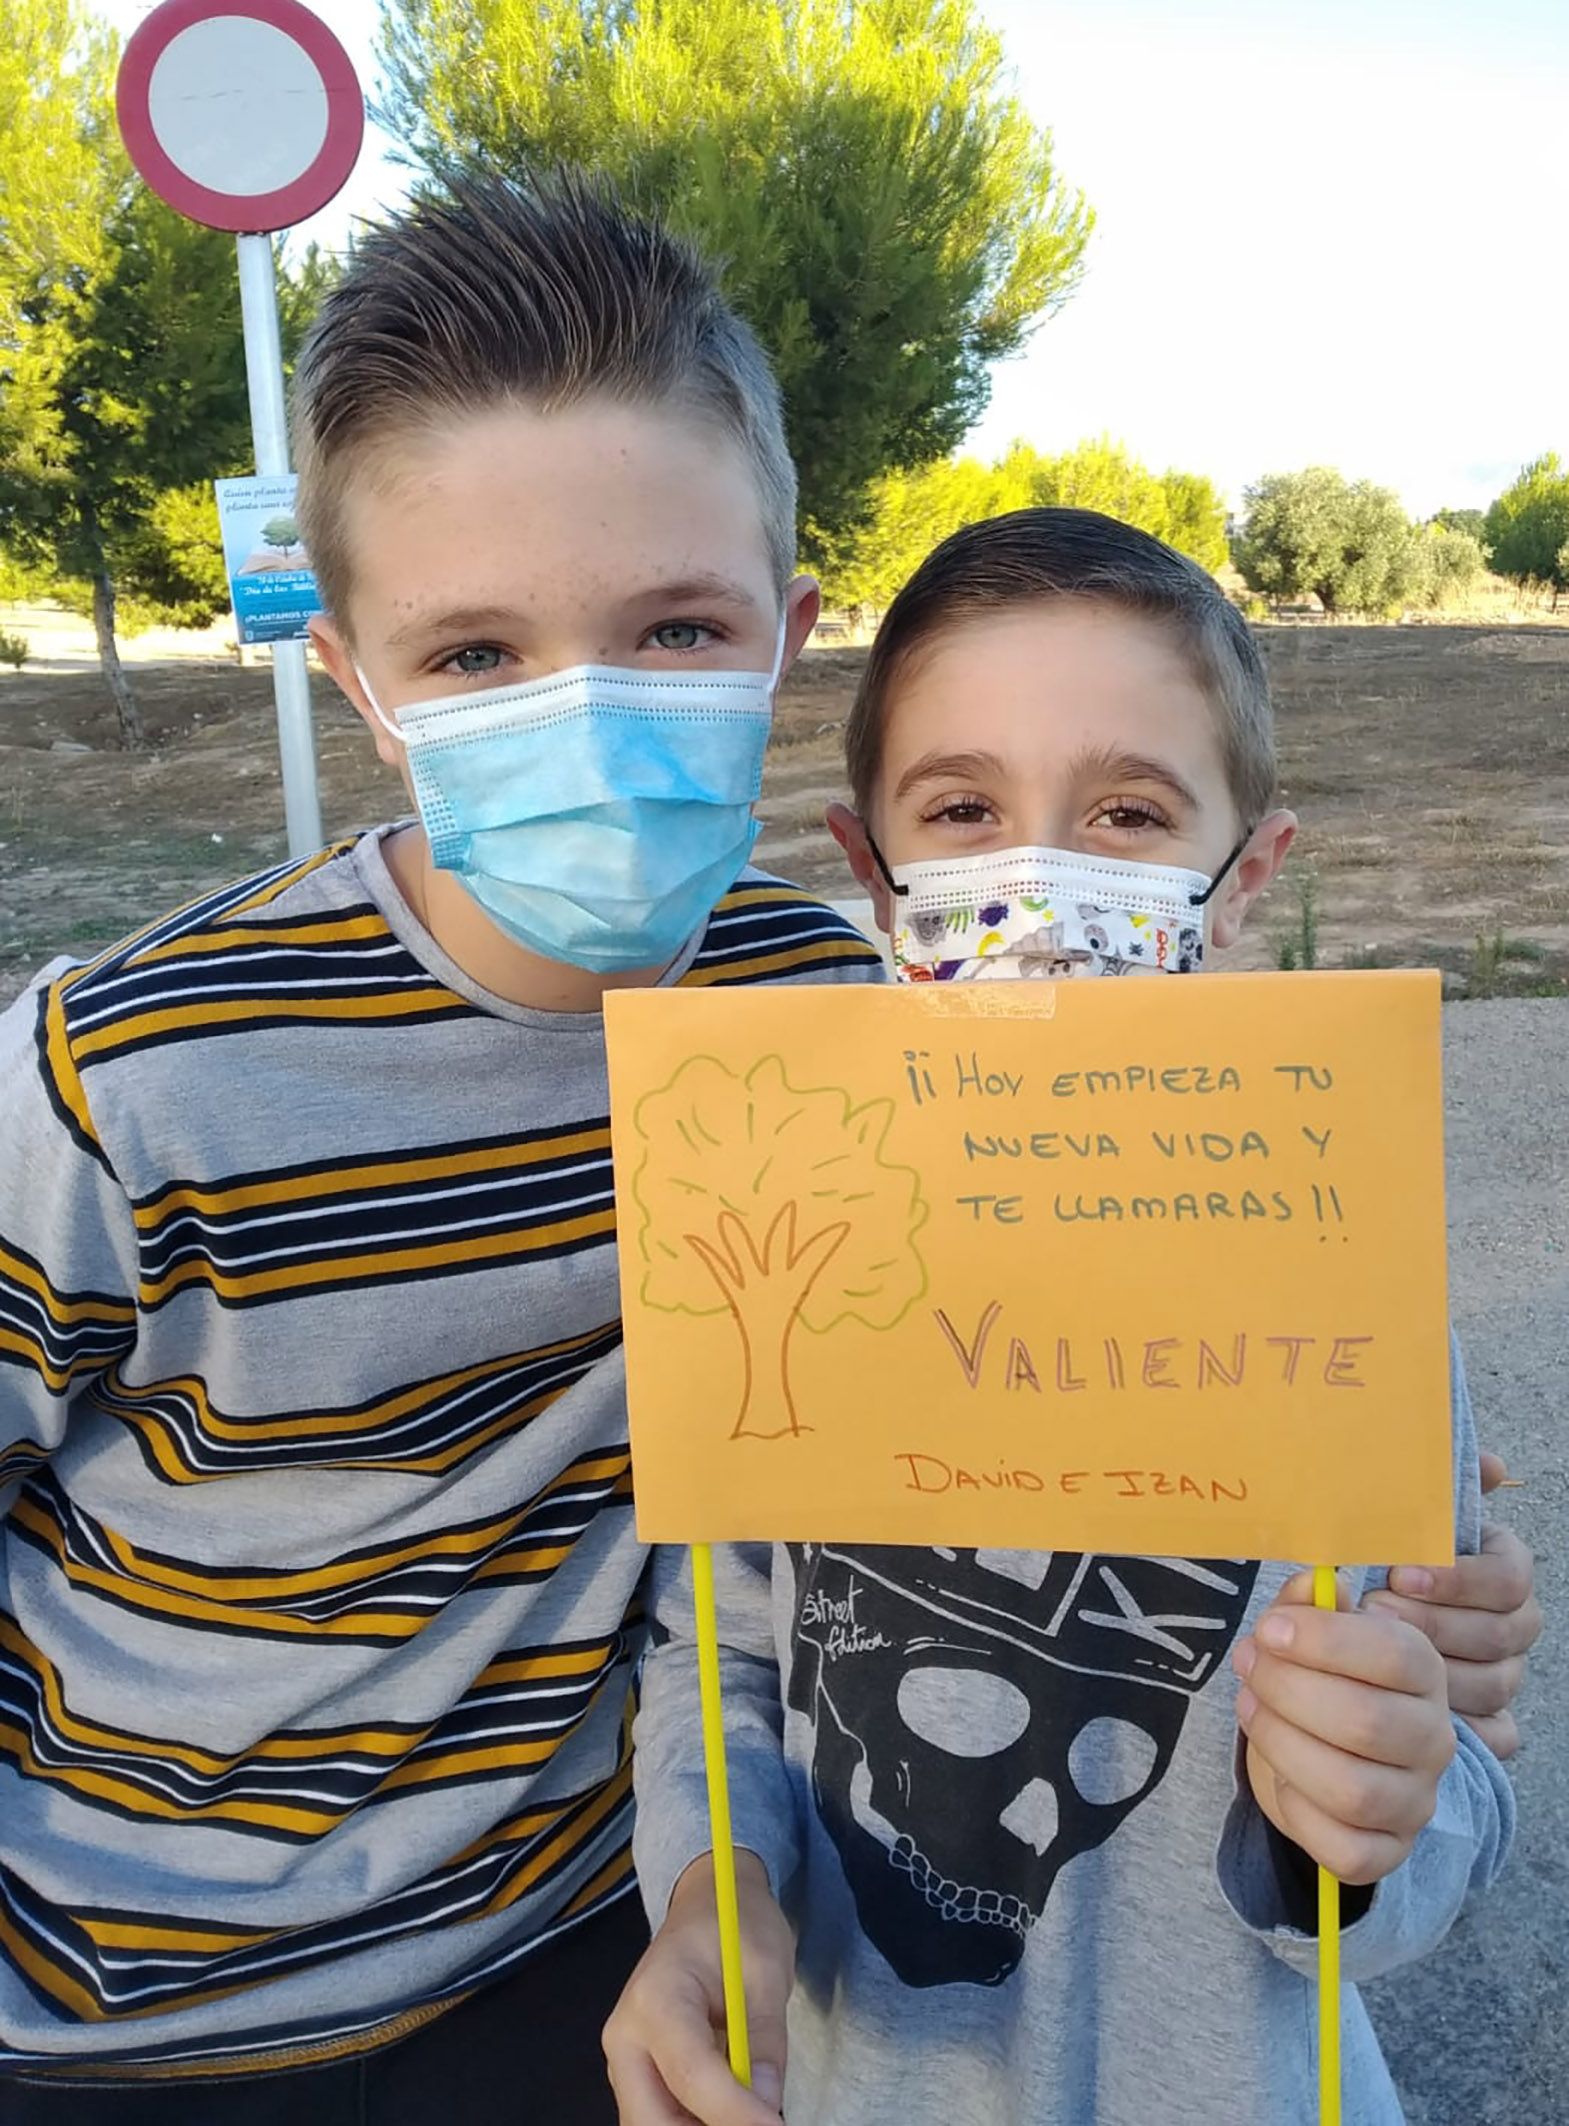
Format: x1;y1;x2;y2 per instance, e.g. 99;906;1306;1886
341;398;778;631
883;604;1232;792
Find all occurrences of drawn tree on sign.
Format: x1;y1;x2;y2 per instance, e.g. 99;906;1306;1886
260;513;302;560
633;1054;928;1441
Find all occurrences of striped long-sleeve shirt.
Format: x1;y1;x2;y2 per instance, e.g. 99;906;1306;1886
0;827;883;2076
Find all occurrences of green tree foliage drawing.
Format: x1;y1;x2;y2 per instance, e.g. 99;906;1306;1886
260;513;302;560
632;1054;927;1441
375;0;1092;563
1484;455;1569;604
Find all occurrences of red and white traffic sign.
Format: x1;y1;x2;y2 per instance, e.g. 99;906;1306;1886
116;0;363;234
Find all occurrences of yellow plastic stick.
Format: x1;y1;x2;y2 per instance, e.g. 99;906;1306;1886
691;1541;752;2088
1314;1564;1341;2126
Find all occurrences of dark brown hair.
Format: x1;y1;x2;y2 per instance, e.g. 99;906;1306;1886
845;507;1276;827
291;168;796;629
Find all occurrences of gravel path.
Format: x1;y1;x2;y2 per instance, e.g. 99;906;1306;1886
1361;999;1566;2120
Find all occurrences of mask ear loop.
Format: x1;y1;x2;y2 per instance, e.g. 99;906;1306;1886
765;611;790;698
352;664;408;747
1188;832;1250;907
865;833;910;899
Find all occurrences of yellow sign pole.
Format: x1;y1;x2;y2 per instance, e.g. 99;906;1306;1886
692;1541;752;2088
1314;1563;1341;2126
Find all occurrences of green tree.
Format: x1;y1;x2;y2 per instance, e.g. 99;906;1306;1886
260;512;302;559
1159;467;1229;574
821;450;1031;612
1233;468;1425;618
1430;506;1487;550
1484;455;1569;604
820;436;1229;612
0;0;338;743
1409;522;1486;611
1022;434;1171;539
375;0;1092;561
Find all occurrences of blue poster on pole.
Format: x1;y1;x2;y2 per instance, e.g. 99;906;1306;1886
214;474;324;645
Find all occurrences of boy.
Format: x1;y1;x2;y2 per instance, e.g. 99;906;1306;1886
0;184;1530;2121
608;510;1522;2125
0;173;885;2120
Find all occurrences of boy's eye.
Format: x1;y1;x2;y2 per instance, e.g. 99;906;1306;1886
647;621;717;653
440;645;506;677
921;794;997;828
1091;799;1169;833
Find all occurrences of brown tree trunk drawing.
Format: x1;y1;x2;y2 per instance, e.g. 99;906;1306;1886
685;1202;850;1440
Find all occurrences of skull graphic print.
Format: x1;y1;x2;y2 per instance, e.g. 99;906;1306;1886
785;1544;1260;1988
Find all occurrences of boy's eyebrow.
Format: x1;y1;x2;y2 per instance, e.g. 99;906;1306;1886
893;749;1011;799
1070;745;1202;810
630;573;763;611
386;604;528;648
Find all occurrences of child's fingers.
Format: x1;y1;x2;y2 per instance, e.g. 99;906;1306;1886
1238;1682;1447;1830
1246;1748;1412;1887
1388;1522;1538;1621
1238;1651;1453;1775
1250;1603;1446;1699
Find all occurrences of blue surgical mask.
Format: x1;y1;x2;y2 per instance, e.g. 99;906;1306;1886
357;622;785;972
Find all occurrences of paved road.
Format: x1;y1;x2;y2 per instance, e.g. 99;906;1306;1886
1364;1000;1567;2123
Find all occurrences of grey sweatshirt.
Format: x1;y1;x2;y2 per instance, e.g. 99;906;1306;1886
0;830;883;2076
632;1348;1513;2125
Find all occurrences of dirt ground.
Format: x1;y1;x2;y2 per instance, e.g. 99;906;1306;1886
3;621;1568;1002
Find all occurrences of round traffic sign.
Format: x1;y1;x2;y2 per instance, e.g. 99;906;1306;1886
116;0;364;233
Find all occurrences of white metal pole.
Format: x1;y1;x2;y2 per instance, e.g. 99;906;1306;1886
235;230;322;858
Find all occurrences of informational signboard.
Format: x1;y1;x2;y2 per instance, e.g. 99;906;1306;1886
214;474;322;644
606;972;1454;1566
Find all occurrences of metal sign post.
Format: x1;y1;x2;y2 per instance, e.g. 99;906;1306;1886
116;0;364;859
234;232;322;854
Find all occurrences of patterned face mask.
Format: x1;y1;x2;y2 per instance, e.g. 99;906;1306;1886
874;842;1242;984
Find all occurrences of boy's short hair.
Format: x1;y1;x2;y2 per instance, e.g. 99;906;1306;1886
292;168;797;628
845;507;1277;830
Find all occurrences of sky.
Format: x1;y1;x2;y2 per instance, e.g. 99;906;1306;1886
98;0;1569;518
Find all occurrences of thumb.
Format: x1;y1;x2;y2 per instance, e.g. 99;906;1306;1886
748;2008;788;2114
1479;1450;1508;1495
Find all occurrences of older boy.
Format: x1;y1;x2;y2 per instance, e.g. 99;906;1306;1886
0;174;881;2121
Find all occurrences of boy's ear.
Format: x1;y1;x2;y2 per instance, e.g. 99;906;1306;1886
309;617;402;770
826;801;895;936
1208;808;1298;952
778;575;822;681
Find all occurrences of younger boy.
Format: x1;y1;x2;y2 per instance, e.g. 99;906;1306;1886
609;510;1518;2125
0;173;884;2120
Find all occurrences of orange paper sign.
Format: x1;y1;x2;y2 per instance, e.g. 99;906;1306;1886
605;972;1453;1564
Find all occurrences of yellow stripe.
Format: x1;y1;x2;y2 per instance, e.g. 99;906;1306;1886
100;1322;609;1446
15;1454;625;1602
41;980;103;1151
680;937;879;987
0;1904;103;2022
137;1207;617;1307
132;910;393;967
73;985;466;1065
0;1243;135;1328
219;843;356;921
0;1330;118;1396
135;1125;610;1224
